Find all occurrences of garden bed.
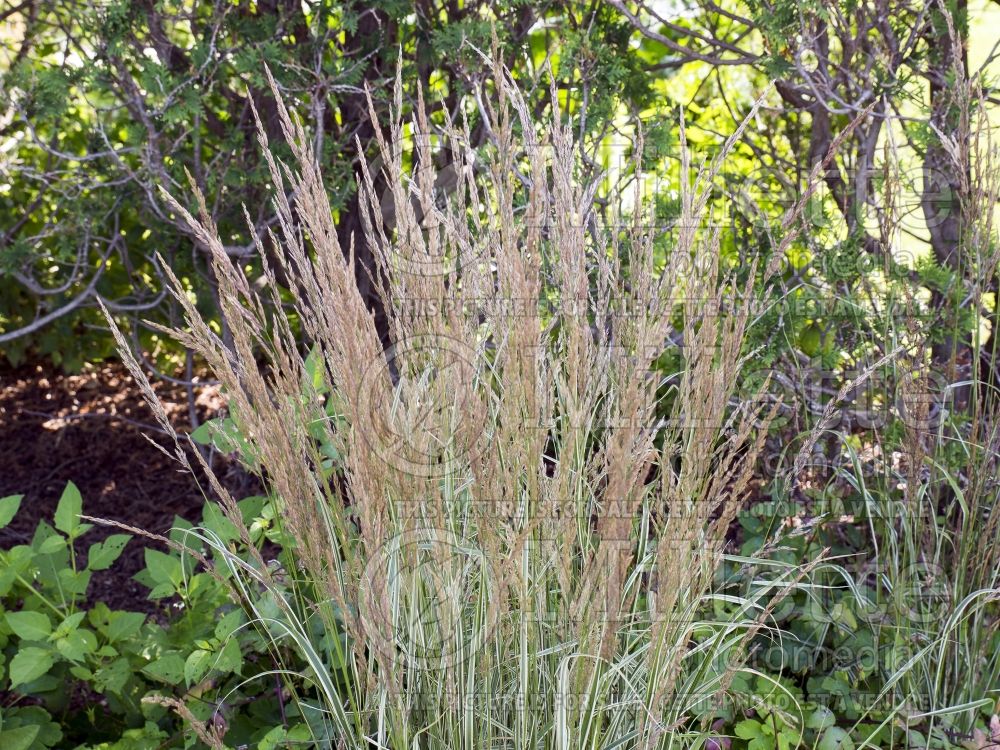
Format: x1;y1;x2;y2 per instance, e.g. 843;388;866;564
0;360;252;613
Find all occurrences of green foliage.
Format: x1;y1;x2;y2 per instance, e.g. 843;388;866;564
0;484;323;749
702;416;1000;749
0;0;669;371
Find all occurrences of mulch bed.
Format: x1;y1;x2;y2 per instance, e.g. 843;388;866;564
0;359;255;613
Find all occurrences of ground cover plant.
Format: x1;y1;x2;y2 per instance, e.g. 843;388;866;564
0;481;322;749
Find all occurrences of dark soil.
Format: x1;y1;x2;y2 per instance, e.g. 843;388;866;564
0;359;257;613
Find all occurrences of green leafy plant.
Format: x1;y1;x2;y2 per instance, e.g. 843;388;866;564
0;483;318;749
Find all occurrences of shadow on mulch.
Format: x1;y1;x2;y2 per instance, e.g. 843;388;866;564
0;358;258;614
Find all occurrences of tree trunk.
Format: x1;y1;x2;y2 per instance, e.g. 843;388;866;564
922;0;969;390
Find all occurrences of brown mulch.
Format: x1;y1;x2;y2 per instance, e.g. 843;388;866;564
0;359;257;613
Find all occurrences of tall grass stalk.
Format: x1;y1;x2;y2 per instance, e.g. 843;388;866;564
828;73;1000;740
111;63;877;748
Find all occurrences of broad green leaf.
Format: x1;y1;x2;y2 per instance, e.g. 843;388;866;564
819;727;855;750
807;706;837;730
201;502;239;543
735;720;766;740
190;417;242;454
260;723;315;750
215;637;242;675
143;548;182;587
146;582;176;600
0;494;23;529
9;646;55;688
0;725;40;750
0;546;33;597
832;600;858;630
38;535;66;554
184;648;213;686
57;568;91;597
87;534;131;571
0;568;16;597
69;665;94;680
105;611;145;641
777;728;798;750
143;653;185;685
5;707;61;747
303;344;328;393
93;657;131;694
189;420;217;446
167;515;194;545
53;611;86;639
53;481;82;537
214;608;244;640
6;611;52;641
30;521;61;555
237;495;266;522
55;628;97;661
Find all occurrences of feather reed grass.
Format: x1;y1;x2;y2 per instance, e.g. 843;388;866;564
106;59;991;748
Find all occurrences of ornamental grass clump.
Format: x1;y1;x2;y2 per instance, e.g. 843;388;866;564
113;60;802;749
